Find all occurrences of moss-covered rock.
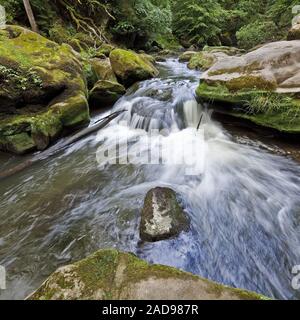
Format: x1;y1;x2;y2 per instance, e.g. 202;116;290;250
28;249;269;300
178;51;197;62
0;25;89;154
109;49;159;87
188;52;218;70
202;45;246;56
95;44;115;57
196;41;300;134
89;80;126;108
90;58;117;82
140;187;189;242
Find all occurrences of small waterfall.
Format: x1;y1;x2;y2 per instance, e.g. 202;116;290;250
183;99;203;128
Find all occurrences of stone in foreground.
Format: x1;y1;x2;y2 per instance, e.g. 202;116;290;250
140;187;189;242
28;249;268;300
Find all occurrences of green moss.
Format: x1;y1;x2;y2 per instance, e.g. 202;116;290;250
110;49;159;87
196;82;300;133
29;249;269;300
0;25;90;154
188;52;216;70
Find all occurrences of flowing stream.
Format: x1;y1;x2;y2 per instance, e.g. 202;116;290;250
1;59;300;300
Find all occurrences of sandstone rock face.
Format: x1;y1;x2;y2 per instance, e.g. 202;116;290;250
140;187;189;242
197;41;300;133
89;80;126;107
109;49;159;87
28;249;268;300
0;25;89;154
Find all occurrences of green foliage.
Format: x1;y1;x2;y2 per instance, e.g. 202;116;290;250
0;64;42;91
172;0;225;47
110;0;172;47
172;0;299;49
237;20;279;49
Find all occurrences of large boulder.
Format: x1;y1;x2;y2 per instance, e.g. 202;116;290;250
28;249;268;300
140;187;189;242
196;41;300;133
0;25;89;154
109;49;159;87
89;80;126;108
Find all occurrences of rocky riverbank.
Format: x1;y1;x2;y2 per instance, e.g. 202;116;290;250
0;26;159;155
180;41;300;135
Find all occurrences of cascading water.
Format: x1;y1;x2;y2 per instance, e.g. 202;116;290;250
0;59;300;300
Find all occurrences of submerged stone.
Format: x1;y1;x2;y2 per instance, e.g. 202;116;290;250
28;249;269;300
140;187;189;242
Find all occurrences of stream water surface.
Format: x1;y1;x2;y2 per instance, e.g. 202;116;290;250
1;59;300;300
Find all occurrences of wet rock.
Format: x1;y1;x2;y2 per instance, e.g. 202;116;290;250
89;80;126;108
140;187;189;242
0;25;89;154
28;249;268;300
196;41;300;134
110;49;159;87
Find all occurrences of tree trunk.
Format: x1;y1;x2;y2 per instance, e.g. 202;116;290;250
22;0;38;33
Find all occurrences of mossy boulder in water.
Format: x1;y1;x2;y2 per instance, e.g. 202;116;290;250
28;249;268;300
89;80;126;108
109;49;159;87
0;25;89;154
196;41;300;134
140;187;189;242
